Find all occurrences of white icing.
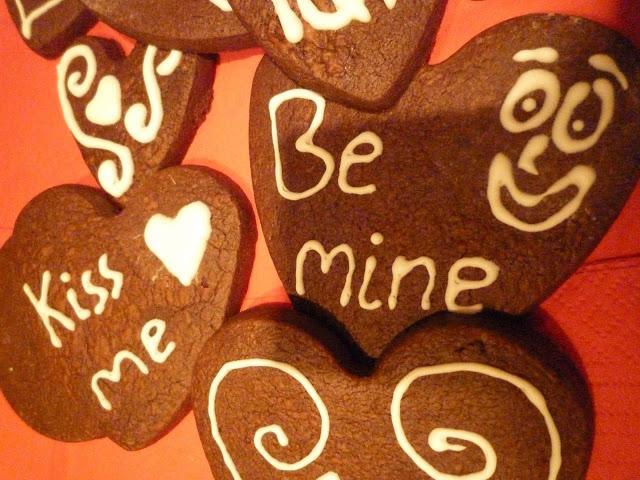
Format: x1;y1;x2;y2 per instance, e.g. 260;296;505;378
81;270;110;315
98;254;123;300
296;240;355;307
66;288;91;320
487;153;596;232
140;319;175;364
359;255;381;310
513;47;559;64
208;359;330;479
338;131;382;195
144;201;212;287
391;363;562;480
551;80;614;154
85;75;122;126
317;473;340;480
91;351;149;411
13;0;64;39
58;45;134;198
370;232;384;245
209;0;232;11
572;120;585;132
23;271;76;349
388;256;436;311
60;272;71;283
522;98;538;113
517;134;550;176
124;47;183;144
445;258;499;314
500;69;561;133
589;54;629;90
271;0;390;44
269;89;336;201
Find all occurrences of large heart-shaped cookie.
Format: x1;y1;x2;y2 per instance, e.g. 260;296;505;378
79;0;254;53
0;166;256;449
193;307;593;479
250;14;640;357
5;0;95;57
229;0;448;110
58;37;215;201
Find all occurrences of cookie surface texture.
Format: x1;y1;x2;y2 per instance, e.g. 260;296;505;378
250;14;640;357
229;0;448;110
6;0;95;57
0;167;256;449
57;37;215;202
79;0;253;53
192;307;593;480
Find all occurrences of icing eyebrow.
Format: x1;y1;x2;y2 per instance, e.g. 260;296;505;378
589;54;629;90
513;47;559;64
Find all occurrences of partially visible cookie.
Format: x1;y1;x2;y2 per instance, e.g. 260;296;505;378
79;0;254;53
0;166;256;450
57;37;215;202
250;14;640;357
193;306;593;479
5;0;95;57
228;0;448;110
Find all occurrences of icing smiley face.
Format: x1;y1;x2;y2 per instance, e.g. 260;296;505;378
78;0;254;53
229;0;448;110
0;167;256;449
192;307;593;480
249;14;640;357
488;49;630;232
6;0;95;57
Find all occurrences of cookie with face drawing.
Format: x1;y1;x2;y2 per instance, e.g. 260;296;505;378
193;306;593;479
5;0;95;57
58;36;216;203
78;0;253;53
250;13;640;357
0;166;256;449
228;0;448;110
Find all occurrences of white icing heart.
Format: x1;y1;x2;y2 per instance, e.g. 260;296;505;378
144;201;212;287
14;0;64;39
85;75;122;126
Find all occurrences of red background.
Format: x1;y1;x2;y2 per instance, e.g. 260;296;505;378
1;0;639;478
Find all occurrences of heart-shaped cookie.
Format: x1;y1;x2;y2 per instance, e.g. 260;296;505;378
79;0;254;53
5;0;95;57
192;307;593;479
58;36;215;201
250;14;640;357
0;166;256;449
228;0;448;110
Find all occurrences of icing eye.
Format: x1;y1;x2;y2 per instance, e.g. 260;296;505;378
552;79;615;154
500;69;561;133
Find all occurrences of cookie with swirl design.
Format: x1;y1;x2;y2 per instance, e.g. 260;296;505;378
57;36;215;203
192;306;593;480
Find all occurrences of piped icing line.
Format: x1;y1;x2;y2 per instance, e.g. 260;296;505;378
513;47;559;64
391;362;562;480
58;44;134;198
209;0;232;12
124;47;183;144
208;359;331;479
13;0;64;39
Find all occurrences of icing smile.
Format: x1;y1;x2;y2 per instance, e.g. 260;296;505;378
487;49;629;233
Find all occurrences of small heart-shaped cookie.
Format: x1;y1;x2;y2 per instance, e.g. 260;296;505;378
0;167;256;449
58;37;215;201
6;0;95;57
228;0;447;110
192;307;593;479
250;14;640;357
79;0;254;53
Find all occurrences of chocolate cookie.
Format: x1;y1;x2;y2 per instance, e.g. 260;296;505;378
250;14;640;357
229;0;447;110
57;37;215;201
192;306;593;479
78;0;254;53
5;0;95;57
0;166;256;449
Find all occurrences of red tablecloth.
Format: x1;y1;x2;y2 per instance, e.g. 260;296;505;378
1;0;638;478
